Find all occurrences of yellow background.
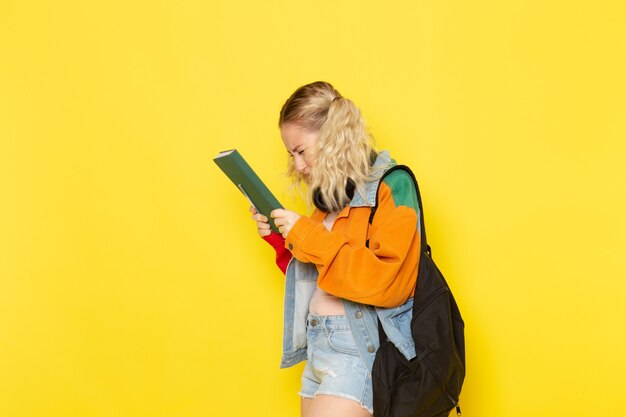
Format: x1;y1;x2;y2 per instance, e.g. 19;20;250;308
1;1;625;416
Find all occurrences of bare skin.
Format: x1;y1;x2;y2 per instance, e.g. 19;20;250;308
249;206;271;237
301;395;372;417
249;206;300;240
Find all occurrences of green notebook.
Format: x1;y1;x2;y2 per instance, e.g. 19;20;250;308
213;149;283;233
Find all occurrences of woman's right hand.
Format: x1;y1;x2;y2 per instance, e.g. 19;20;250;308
249;206;271;237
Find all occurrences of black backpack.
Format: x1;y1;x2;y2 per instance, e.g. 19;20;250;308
369;165;466;417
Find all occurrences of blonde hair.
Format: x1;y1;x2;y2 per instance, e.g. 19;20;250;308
279;81;376;212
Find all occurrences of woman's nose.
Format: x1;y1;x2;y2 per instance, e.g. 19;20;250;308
295;157;307;172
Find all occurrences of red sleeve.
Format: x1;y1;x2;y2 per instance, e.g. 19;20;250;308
262;231;291;274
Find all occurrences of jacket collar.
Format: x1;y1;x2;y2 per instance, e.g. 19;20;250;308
348;150;395;208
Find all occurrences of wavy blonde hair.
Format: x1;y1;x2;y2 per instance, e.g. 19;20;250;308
279;81;376;212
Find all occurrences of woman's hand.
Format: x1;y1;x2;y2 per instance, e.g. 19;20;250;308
271;209;301;239
249;206;271;237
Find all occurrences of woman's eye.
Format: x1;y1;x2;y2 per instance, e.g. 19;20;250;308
298;150;305;155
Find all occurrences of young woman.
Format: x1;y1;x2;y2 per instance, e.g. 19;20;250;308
250;81;421;417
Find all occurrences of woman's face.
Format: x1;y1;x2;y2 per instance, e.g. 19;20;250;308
280;122;319;178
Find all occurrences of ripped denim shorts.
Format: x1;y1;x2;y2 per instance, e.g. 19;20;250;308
299;314;373;414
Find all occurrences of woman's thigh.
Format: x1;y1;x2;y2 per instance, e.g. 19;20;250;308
301;395;372;417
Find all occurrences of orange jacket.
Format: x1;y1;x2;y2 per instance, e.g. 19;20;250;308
284;169;421;308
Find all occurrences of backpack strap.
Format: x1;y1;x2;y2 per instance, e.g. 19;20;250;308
367;165;430;256
369;165;429;344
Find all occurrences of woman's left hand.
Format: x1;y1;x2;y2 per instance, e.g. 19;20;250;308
271;209;301;239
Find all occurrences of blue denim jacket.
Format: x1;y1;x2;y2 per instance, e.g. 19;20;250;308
280;151;417;371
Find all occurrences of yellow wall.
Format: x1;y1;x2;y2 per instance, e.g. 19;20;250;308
1;1;625;416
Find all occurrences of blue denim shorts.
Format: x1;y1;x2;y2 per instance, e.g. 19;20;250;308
299;314;373;414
